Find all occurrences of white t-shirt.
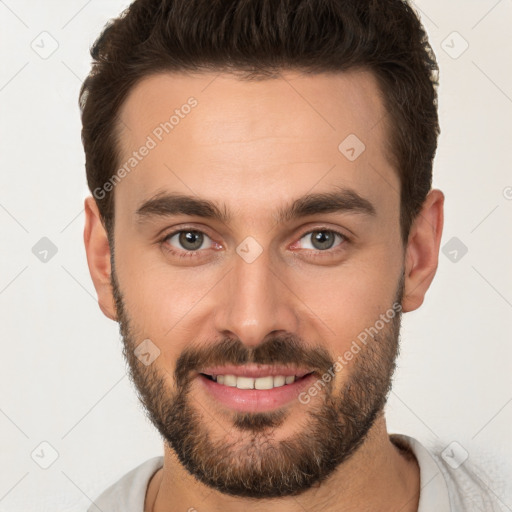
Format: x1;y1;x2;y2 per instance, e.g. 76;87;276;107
87;434;504;512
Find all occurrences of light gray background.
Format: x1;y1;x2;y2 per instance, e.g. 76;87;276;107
1;1;511;510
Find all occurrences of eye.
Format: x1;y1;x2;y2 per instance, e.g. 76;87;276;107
296;229;347;252
160;227;348;261
164;229;213;252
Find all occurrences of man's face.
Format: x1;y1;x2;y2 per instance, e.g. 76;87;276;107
110;70;406;497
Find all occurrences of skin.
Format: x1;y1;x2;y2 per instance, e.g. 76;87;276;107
84;69;444;512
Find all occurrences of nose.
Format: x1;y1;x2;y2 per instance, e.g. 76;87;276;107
213;244;299;348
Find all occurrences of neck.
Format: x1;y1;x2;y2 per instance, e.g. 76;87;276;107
145;414;420;512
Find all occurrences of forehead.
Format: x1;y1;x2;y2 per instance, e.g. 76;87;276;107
114;69;398;218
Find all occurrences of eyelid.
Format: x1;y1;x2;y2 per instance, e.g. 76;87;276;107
299;226;350;241
160;224;216;242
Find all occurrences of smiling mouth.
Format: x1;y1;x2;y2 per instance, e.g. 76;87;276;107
200;372;315;390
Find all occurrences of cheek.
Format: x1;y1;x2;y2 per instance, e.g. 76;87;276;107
290;252;402;346
120;271;206;337
114;247;219;360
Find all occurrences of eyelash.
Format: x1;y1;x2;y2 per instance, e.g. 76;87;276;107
160;227;350;260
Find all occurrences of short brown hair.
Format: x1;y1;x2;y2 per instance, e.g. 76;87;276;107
79;0;439;242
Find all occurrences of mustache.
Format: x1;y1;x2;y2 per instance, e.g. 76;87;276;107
174;333;334;388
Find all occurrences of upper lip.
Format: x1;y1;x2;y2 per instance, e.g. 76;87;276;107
199;365;314;379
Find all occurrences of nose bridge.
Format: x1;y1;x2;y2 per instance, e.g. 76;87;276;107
214;244;298;346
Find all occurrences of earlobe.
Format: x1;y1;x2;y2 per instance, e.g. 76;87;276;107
401;189;445;313
83;196;117;321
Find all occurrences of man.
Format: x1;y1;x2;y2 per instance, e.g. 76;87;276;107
81;0;500;510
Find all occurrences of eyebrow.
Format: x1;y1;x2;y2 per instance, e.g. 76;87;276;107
135;188;376;225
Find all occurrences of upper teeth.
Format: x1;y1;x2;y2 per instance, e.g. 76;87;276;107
213;375;296;390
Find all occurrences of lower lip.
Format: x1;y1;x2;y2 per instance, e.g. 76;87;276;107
197;373;317;413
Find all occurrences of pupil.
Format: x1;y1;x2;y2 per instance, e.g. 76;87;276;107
313;231;334;250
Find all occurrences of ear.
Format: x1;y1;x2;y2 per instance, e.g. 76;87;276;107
402;189;444;313
83;196;117;321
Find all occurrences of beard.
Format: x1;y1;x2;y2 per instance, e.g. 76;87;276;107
111;265;404;499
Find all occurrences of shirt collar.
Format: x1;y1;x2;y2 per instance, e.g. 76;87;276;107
390;433;451;512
